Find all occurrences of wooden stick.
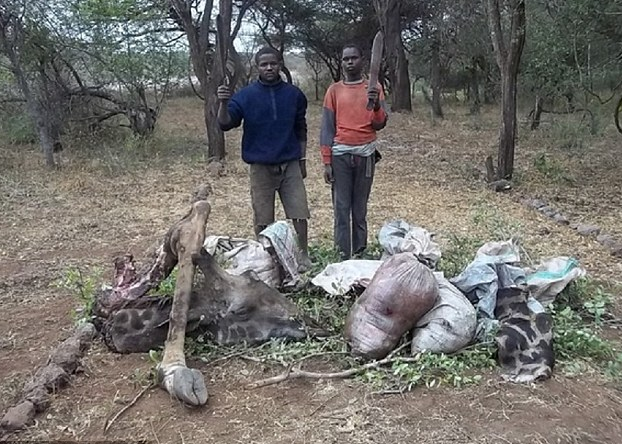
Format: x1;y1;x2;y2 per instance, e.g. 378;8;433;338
103;384;153;433
247;352;420;389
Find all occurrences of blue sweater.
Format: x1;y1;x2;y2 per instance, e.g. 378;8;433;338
220;80;307;165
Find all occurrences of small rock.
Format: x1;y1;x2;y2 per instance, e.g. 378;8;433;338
0;401;35;431
569;222;580;229
206;160;225;177
597;234;616;247
23;364;68;394
553;214;570;225
50;337;82;373
539;206;557;218
488;179;512;192
610;244;622;258
576;224;601;236
24;385;50;412
76;322;97;343
530;199;547;209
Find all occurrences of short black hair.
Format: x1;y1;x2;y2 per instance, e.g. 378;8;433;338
254;47;282;64
341;43;363;58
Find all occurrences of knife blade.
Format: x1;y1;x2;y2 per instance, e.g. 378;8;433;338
216;14;228;84
367;31;384;111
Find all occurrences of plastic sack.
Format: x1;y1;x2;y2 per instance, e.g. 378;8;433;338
378;220;441;268
258;221;303;288
204;236;280;288
475;240;521;264
411;272;477;354
450;240;525;341
344;253;439;359
525;257;586;307
311;260;383;296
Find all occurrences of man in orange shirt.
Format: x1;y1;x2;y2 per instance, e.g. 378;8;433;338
320;44;388;260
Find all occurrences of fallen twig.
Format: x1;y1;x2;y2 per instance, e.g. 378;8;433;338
247;352;421;389
149;418;161;444
103;384;153;433
308;393;340;417
200;350;247;367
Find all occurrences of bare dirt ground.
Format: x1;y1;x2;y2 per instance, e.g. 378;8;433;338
1;96;622;443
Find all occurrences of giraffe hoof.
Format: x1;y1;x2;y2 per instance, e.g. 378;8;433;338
158;365;208;406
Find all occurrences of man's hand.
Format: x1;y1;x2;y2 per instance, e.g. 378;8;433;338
367;88;380;111
323;165;334;184
299;159;307;179
217;85;231;101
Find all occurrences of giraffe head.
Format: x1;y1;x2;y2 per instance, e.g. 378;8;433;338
101;249;326;353
191;248;325;345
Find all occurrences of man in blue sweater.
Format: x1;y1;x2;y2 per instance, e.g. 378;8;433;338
217;47;311;268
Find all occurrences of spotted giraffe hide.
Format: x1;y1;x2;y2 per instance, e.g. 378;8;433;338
494;287;555;383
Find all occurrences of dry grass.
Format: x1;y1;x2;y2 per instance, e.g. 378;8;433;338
1;95;622;443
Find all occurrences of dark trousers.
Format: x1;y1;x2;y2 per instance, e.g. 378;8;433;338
331;154;375;259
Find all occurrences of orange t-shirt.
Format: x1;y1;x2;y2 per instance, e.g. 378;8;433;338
319;81;387;164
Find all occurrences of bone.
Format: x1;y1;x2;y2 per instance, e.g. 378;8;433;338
157;364;209;406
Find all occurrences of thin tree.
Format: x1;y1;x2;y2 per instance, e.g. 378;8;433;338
169;0;255;162
0;3;62;167
487;0;526;180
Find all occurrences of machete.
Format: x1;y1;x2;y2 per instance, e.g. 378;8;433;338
366;30;384;111
216;14;229;85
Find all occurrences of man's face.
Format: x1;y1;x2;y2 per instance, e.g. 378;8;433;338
341;47;363;78
257;53;281;83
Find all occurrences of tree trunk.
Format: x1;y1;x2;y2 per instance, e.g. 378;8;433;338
430;32;444;119
481;58;496;104
281;65;293;84
171;0;228;162
530;96;543;130
374;0;412;112
1;13;59;168
36;118;58;167
615;95;622;135
487;0;526;180
469;58;481;115
128;107;157;137
205;92;225;160
314;73;320;101
498;68;518;179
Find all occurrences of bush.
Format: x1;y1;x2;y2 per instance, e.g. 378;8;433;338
0;105;36;144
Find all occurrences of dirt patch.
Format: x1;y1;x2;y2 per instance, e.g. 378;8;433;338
2;98;622;443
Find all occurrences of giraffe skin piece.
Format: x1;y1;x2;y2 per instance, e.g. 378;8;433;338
494;286;555;383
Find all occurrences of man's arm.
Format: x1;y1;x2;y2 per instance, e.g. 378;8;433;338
370;85;388;131
371;107;388;130
319;86;336;183
294;91;308;157
295;91;308;178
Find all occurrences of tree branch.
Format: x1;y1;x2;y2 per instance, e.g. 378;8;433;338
486;0;506;68
507;0;526;71
248;344;417;389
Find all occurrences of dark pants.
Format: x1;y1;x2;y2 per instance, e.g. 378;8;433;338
331;154;375;259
